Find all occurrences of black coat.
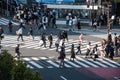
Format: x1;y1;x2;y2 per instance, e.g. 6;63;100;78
109;46;114;57
15;46;19;54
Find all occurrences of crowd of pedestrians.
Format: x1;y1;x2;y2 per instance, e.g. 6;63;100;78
57;32;120;68
1;22;120;67
13;4;57;30
0;3;120;68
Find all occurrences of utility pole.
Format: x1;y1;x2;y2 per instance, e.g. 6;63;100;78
105;0;111;42
107;5;110;35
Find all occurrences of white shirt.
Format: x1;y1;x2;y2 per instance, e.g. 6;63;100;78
87;44;91;50
17;28;22;34
69;19;73;26
72;18;77;25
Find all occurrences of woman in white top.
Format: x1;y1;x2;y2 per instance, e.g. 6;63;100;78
69;18;73;31
72;16;77;31
17;23;25;41
85;42;92;58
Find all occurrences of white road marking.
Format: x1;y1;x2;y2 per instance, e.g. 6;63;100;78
76;56;99;67
47;60;59;68
60;76;67;80
97;59;117;68
64;59;80;68
29;61;43;68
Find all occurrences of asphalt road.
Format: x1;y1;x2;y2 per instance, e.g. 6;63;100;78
35;68;120;80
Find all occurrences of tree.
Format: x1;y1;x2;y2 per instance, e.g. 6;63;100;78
0;50;42;80
0;50;14;80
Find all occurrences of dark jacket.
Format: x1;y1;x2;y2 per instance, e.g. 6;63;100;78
15;46;19;54
48;35;53;42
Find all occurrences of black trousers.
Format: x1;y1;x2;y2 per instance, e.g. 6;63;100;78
17;34;24;41
76;49;81;55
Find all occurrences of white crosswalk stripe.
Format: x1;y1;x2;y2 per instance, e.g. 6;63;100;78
1;35;102;55
0;18;19;25
21;56;120;69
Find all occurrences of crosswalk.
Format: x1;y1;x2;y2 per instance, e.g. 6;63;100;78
1;35;101;53
22;56;120;69
0;18;19;25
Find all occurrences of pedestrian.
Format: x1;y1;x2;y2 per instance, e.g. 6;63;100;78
109;43;114;60
70;44;75;61
15;44;21;59
40;32;46;48
52;15;57;28
38;22;43;34
61;41;65;51
114;33;119;56
85;42;92;58
76;43;81;55
93;44;99;61
17;23;25;41
55;38;60;52
66;15;69;27
99;44;106;59
105;41;111;58
68;18;73;31
107;32;112;43
8;21;13;33
48;32;53;48
58;31;63;40
58;46;66;68
77;18;81;30
100;39;107;59
72;16;77;31
62;30;68;42
79;33;83;45
0;27;4;40
28;27;34;40
93;19;97;31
